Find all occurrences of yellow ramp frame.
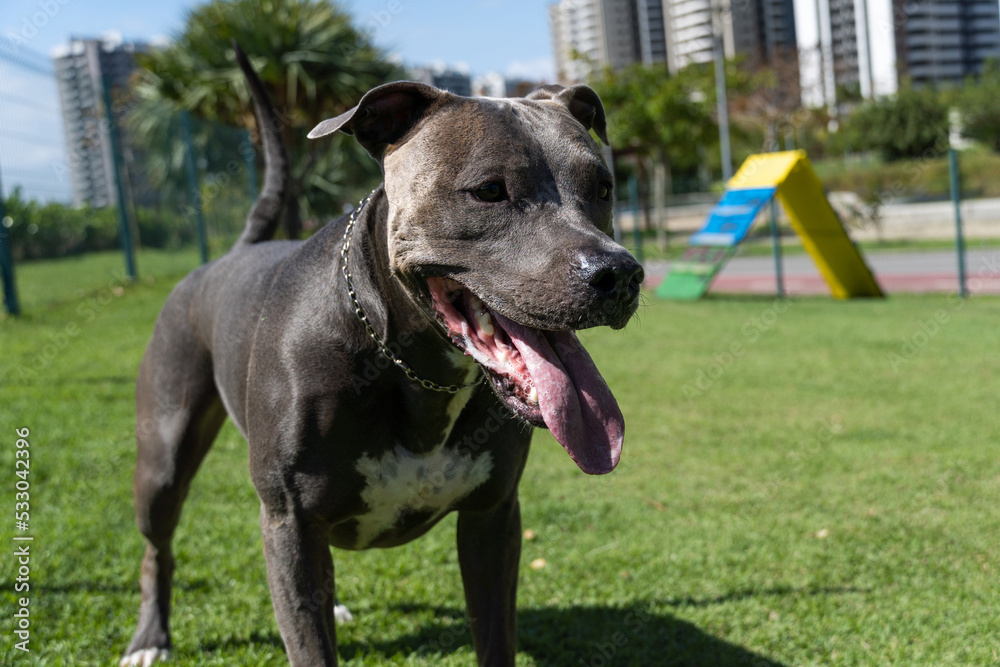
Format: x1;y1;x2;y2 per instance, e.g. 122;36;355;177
730;150;883;299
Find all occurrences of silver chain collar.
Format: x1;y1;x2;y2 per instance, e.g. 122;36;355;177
340;189;469;394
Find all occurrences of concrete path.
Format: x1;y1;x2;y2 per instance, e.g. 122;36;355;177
619;196;1000;242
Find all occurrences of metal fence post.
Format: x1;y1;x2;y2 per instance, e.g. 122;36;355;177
949;148;967;297
101;76;137;281
628;175;643;265
181;111;210;265
604;145;621;245
769;198;785;298
0;167;20;316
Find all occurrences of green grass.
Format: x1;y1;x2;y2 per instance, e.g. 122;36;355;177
8;248;203;313
2;254;1000;665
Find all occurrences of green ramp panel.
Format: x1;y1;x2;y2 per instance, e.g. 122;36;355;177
656;246;737;300
658;186;776;300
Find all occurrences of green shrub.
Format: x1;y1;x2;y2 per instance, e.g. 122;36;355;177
840;83;950;162
2;188;208;261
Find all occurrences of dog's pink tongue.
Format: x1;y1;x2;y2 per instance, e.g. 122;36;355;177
493;314;623;474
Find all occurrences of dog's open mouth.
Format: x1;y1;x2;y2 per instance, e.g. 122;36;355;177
427;277;623;475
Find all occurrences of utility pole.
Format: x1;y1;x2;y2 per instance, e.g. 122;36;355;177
712;0;733;182
858;0;875;98
814;0;829;107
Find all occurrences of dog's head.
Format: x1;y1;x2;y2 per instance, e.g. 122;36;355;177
310;83;642;475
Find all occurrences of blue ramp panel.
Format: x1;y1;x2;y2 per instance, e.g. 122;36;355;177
688;187;777;247
656;186;776;300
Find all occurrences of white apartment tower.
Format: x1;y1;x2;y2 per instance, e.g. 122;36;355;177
550;0;639;82
551;0;798;81
52;36;146;207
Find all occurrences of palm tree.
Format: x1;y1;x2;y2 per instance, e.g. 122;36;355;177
128;0;405;238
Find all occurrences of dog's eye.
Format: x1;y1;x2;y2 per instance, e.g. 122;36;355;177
597;181;613;201
472;182;508;203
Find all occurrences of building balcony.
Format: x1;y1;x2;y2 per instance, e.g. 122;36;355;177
909;63;966;79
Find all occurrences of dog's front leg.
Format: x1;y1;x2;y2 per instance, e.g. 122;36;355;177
457;496;522;666
260;505;339;666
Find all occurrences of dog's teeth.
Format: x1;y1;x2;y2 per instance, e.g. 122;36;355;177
467;295;495;336
496;347;509;365
527;386;539;405
476;310;495;336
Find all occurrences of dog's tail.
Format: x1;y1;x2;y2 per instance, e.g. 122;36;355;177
233;42;289;246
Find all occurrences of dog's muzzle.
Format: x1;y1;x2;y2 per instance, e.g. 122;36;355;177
575;250;644;330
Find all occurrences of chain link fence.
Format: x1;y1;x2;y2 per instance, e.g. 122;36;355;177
0;44;261;314
615;149;1000;298
4;44;1000;315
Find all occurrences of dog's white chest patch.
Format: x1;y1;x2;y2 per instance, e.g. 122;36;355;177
353;445;493;549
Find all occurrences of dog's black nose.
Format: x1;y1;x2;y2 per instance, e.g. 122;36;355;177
584;254;644;303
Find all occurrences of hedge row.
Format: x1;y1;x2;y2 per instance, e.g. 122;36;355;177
1;189;250;261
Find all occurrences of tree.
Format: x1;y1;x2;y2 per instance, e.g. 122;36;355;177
729;48;802;152
128;0;405;238
591;63;715;244
956;59;1000;152
842;82;949;161
593;65;717;178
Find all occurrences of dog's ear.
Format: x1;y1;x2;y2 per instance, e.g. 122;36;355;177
527;84;609;145
308;81;445;160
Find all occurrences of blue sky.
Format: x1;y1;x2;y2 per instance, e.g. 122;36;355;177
0;0;556;79
0;0;556;201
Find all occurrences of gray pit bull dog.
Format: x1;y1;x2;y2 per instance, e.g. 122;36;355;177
120;45;642;666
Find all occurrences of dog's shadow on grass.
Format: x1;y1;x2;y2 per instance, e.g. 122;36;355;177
339;602;788;666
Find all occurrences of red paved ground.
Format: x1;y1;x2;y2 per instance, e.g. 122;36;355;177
645;272;1000;296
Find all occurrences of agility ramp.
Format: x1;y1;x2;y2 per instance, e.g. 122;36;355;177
657;150;884;300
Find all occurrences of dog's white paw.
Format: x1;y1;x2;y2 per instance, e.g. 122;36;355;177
334;603;354;624
119;648;171;666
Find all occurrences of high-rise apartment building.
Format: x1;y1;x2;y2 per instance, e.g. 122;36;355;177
827;0;861;96
892;0;1000;86
550;0;640;82
798;0;1000;107
663;0;716;71
53;36;146;208
662;0;797;72
636;0;669;64
757;0;799;62
796;0;894;105
550;0;798;82
410;65;473;97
